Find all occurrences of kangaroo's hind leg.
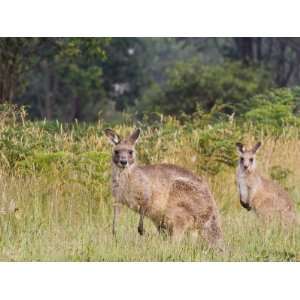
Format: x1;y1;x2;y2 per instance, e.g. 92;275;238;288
200;213;224;252
164;210;193;242
169;220;186;242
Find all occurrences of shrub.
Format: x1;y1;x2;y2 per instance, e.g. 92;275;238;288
138;59;272;116
190;121;242;175
270;165;293;190
245;88;300;128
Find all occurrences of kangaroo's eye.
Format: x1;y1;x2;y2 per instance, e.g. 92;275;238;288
250;158;253;163
240;157;244;162
114;150;119;155
128;150;133;155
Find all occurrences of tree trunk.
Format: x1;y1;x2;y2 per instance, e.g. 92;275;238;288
41;60;53;119
234;38;254;65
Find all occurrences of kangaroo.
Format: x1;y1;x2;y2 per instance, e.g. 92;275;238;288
236;142;297;225
104;128;224;250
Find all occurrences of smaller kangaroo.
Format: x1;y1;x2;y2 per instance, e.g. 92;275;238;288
104;128;224;250
236;142;297;225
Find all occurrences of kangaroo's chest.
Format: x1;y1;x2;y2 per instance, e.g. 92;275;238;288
112;171;146;211
237;175;249;202
237;171;260;204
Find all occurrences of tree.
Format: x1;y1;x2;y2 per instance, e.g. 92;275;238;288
3;37;300;121
138;59;272;116
0;38;42;103
177;37;300;87
226;38;300;86
100;38;149;111
16;38;110;121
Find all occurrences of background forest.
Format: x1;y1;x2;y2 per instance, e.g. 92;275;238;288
1;37;300;124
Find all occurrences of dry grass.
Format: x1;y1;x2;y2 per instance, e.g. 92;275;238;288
1;117;300;261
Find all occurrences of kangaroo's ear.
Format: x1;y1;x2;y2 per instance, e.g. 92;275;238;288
104;128;121;145
236;142;245;155
252;142;261;154
128;128;141;145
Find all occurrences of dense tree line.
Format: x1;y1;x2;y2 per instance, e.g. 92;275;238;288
1;37;300;121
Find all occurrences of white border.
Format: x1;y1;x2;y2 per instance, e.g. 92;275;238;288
1;0;300;36
0;262;299;300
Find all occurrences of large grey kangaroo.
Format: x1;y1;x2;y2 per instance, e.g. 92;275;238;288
105;128;224;250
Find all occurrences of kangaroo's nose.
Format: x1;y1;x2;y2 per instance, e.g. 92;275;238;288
120;160;127;166
244;165;249;170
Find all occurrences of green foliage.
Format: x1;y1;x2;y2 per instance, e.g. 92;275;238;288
101;38;150;110
270;165;294;191
58;38;110;61
3;38;300;123
245;88;300;128
17;151;73;172
9;38;111;121
250;87;295;107
191;122;242;175
246;103;299;127
139;59;272;116
0;38;42;101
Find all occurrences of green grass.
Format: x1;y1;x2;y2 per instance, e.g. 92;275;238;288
1;108;300;261
0;158;300;262
1;181;300;261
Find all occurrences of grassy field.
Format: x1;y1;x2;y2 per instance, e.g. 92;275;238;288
1;108;300;261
